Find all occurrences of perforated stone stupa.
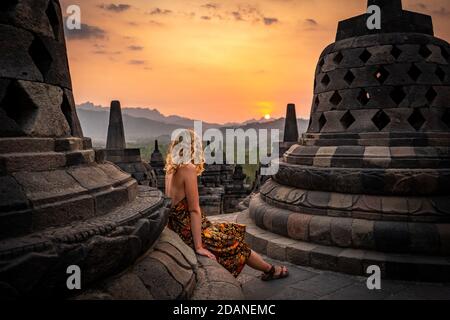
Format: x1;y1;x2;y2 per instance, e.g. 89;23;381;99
246;0;450;281
0;0;169;297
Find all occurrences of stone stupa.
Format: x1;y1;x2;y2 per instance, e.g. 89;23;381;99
0;0;169;297
243;0;450;281
102;100;157;186
280;103;299;155
150;139;166;191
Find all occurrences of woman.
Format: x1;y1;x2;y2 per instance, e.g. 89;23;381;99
165;129;288;281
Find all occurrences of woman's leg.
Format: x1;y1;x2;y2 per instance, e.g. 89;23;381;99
246;250;288;275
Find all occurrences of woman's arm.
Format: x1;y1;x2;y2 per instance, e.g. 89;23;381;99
183;165;216;260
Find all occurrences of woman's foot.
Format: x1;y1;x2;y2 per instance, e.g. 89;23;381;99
261;265;289;281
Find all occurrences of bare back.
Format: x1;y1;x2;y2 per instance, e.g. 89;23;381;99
165;164;201;212
165;171;186;207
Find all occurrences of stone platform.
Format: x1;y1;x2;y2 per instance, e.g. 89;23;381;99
235;205;450;282
74;228;244;300
210;214;450;300
0;185;169;298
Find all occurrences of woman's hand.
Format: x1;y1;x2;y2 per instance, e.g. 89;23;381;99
196;247;217;261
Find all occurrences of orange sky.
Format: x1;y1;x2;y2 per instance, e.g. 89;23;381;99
61;0;450;123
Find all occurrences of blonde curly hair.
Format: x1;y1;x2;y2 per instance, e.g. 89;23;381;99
165;129;205;176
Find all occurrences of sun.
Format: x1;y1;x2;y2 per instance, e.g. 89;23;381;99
264;114;271;120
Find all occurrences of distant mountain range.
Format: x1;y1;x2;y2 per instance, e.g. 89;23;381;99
76;102;309;146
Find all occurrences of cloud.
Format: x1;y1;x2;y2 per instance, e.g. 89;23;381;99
129;60;147;65
414;3;450;16
229;6;279;26
98;3;131;13
201;16;212;20
416;3;427;10
93;50;121;55
231;11;243;21
263;17;279;26
65;23;107;40
201;3;219;10
301;18;319;30
305;19;318;26
148;20;164;26
433;7;450;16
128;45;144;51
149;8;172;15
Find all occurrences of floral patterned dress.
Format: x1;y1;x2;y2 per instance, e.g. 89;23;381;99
168;198;251;277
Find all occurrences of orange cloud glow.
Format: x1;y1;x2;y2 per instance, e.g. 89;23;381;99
62;0;450;123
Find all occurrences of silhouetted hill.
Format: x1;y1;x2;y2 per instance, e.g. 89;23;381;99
77;107;183;145
76;102;309;145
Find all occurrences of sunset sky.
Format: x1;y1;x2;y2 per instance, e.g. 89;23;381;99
61;0;450;123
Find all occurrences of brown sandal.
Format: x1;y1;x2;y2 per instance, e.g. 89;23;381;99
261;265;289;281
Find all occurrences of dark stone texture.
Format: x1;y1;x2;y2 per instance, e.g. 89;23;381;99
135;256;183;300
61;89;83;137
374;221;410;253
0;252;59;298
0;176;29;212
0;24;43;82
106;101;126;150
83;235;142;284
283;104;299;143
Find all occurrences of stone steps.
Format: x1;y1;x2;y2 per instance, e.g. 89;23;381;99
236;210;450;282
0;186;168;259
0;149;97;173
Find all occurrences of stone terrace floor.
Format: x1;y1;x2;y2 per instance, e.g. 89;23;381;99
210;214;450;300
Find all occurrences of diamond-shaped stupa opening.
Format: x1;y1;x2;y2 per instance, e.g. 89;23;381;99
343;70;355;85
426;87;438;103
333;52;344;64
314;95;320;107
408;108;426;131
357;89;371;106
321;74;331;86
419;45;432;59
375;66;389;84
391;45;402;59
318;113;327;131
441;47;449;62
443;109;450;128
390;86;406;105
0;81;38;134
329;91;342;106
408;64;422;81
359;49;372;63
372;109;391;131
28;36;53;78
435;66;446;82
340;110;355;129
46;0;61;40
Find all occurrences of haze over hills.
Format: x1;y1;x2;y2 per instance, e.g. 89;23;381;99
76;102;309;146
